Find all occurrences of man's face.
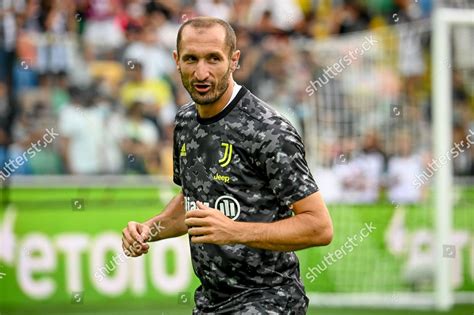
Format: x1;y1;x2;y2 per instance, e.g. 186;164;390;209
173;25;239;105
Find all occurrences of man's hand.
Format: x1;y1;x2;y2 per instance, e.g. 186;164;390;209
185;201;239;245
122;221;151;257
121;193;188;256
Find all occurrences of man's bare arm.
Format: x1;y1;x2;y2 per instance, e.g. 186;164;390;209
236;192;332;251
145;191;188;241
186;191;333;251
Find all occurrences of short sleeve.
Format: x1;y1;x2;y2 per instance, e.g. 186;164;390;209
172;120;182;186
257;119;319;206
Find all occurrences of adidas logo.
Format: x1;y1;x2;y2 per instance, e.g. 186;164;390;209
180;143;186;157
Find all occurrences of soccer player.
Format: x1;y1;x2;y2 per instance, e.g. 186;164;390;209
121;17;333;314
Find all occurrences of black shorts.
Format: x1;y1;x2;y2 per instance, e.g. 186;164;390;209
192;290;308;314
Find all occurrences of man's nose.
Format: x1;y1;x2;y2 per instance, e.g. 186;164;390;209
194;61;210;81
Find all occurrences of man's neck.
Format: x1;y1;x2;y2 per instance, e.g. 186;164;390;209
196;81;234;119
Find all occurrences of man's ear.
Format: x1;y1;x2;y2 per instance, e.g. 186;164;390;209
231;50;241;72
172;50;180;70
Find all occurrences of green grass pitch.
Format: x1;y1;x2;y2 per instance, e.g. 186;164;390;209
0;186;472;315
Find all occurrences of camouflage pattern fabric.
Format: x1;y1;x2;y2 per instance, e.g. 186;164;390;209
173;86;319;314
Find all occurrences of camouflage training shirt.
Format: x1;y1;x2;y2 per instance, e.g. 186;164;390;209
173;86;319;313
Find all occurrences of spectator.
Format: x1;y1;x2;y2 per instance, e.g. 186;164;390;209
20;102;62;174
453;123;473;176
119;0;147;31
330;0;371;35
0;0;470;193
36;0;74;75
233;27;263;92
314;141;343;204
249;0;304;32
146;8;179;53
0;82;13;179
97;94;125;174
0;0;20;83
122;24;174;80
119;61;173;137
195;0;231;21
387;133;423;204
393;0;426;107
8;100;61;175
361;129;388;171
121;101;159;174
14;0;42;93
335;133;384;204
83;0;125;59
58;86;106;174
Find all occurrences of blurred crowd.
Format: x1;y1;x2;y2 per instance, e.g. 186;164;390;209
0;0;473;194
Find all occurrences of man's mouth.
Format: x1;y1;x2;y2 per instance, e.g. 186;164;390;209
193;83;211;93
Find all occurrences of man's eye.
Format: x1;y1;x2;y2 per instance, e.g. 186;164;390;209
185;56;197;62
210;57;220;63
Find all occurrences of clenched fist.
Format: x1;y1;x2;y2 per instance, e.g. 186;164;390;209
185;201;239;245
122;221;151;257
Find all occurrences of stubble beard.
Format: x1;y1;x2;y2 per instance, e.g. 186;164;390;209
181;66;232;106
